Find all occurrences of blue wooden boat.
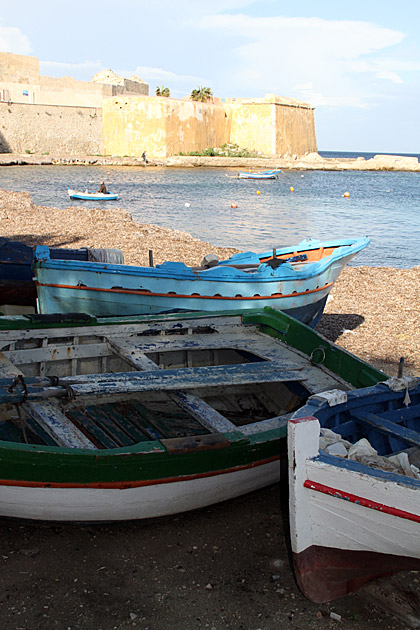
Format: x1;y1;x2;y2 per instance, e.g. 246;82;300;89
238;169;282;179
289;377;420;603
68;188;119;201
0;238;124;307
33;237;369;325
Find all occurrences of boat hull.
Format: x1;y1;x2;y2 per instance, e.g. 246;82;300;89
34;237;368;327
288;382;420;602
0;453;279;522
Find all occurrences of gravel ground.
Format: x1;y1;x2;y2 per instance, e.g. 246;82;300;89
0;187;418;629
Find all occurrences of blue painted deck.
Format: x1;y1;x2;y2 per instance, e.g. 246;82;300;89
293;379;420;459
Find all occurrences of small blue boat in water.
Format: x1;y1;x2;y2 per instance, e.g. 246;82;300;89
68;188;119;201
33;237;369;326
238;169;282;179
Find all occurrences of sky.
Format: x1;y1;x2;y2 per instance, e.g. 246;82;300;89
0;0;419;153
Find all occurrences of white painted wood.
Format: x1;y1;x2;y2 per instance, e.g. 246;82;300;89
0;459;280;521
288;417;321;554
0;315;247;343
23;401;97;450
288;416;420;560
304;460;420;557
0;350;23;377
4;342;110;366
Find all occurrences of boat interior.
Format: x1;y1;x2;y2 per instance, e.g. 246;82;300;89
313;385;420;468
0;315;351;450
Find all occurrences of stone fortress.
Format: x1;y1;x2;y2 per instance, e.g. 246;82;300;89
0;52;317;159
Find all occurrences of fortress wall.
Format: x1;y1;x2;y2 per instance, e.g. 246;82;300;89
102;96;230;158
39;76;111;107
227;98;317;157
274;104;317;157
0;52;40;83
0;102;102;154
227;102;276;155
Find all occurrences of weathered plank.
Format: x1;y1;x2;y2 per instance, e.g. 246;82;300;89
66;362;306;397
23;401;97;449
107;331;303;367
107;337;239;433
64;407;120;449
0;350;23;377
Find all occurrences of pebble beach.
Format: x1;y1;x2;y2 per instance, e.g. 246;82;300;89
1;186;418;377
0;185;418;629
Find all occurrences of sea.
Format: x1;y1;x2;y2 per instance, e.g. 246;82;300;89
0;150;419;269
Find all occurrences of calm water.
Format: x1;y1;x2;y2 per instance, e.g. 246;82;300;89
0;153;419;268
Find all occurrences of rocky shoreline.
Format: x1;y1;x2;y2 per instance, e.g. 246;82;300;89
1;151;420;171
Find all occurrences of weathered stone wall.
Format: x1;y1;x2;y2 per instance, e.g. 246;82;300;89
226;95;317;157
104;94;317;158
227;102;276;155
0;102;102;154
102;96;230;158
274;103;317;157
0;52;40;83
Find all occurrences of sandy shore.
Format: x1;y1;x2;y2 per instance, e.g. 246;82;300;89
1;187;418;377
0;187;418;629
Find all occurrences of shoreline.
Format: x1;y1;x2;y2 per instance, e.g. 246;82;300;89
1;187;419;376
0;186;419;629
1;151;420;172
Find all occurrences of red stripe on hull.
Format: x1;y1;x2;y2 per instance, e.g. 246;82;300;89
293;545;420;603
36;282;333;301
304;480;420;523
0;455;280;490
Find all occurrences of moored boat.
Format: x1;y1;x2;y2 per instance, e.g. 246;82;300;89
289;378;420;603
0;306;385;522
238;169;282;179
33;237;369;326
68;188;119;201
237;169;282;179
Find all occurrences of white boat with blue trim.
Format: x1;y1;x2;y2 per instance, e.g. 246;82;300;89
289;377;420;602
68;188;118;201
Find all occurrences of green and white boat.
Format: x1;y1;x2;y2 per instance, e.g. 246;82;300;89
0;307;386;522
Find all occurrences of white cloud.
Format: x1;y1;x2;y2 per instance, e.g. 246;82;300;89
132;65;206;85
196;13;409;107
40;60;102;77
0;24;31;55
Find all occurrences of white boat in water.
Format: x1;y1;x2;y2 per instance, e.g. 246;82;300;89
68;188;118;201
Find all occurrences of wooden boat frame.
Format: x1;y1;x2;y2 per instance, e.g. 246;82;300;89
0;307;385;523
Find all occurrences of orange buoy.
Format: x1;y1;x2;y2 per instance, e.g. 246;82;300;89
343;191;350;198
256;190;261;195
290;186;294;192
231;202;238;208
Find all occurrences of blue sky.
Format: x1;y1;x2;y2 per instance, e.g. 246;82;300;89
0;0;419;153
